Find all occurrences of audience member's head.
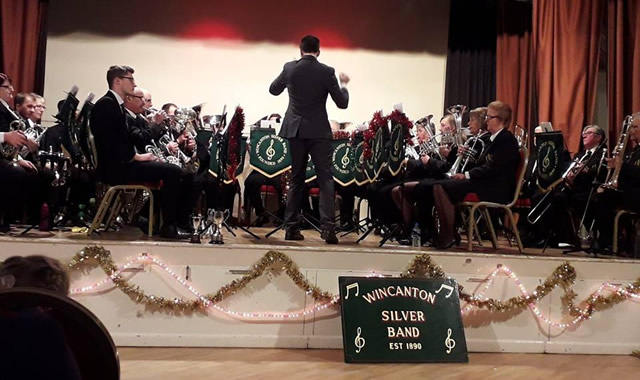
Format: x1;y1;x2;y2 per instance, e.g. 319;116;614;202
0;255;70;296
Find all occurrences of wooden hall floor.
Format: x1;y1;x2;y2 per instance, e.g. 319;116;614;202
119;347;640;380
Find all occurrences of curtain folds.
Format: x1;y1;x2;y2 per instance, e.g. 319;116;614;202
607;0;640;150
496;0;534;133
533;0;605;154
0;0;49;95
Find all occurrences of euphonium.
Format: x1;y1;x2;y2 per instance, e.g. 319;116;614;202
414;115;444;159
1;119;27;158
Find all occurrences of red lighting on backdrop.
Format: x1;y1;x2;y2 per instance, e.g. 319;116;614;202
306;28;353;49
180;20;244;40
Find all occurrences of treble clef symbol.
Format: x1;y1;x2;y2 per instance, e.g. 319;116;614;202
444;328;456;354
394;136;400;152
265;139;276;160
542;149;551;169
355;327;366;353
341;149;350;168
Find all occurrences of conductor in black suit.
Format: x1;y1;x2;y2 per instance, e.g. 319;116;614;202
269;35;350;244
90;65;192;239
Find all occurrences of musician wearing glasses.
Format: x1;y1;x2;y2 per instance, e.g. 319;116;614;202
31;94;46;124
431;101;519;249
90;65;193;239
594;116;640;255
0;73;39;232
534;125;606;248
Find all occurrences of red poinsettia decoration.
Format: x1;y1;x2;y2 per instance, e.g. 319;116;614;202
387;109;414;146
362;111;388;160
225;106;244;180
332;130;351;140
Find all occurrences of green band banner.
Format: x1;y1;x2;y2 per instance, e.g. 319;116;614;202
388;123;406;176
353;135;370;186
367;127;388;181
536;131;564;190
332;138;355;186
249;128;292;178
208;136;221;178
305;155;316;183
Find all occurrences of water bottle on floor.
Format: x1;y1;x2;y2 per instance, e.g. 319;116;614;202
411;223;421;248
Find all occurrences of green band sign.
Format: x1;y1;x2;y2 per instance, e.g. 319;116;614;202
339;276;468;363
332;138;355;186
249;128;292;178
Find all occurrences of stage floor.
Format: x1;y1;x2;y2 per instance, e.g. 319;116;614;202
119;348;640;380
0;223;626;260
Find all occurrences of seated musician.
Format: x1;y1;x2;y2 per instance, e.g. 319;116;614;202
395;112;485;244
14;92;41;156
31;93;46;124
0;73;39;231
124;88;166;153
90;65;193;239
431;100;520;249
243;113;285;226
534;125;606;247
594;115;640;254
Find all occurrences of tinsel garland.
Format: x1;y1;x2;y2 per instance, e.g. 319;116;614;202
225;106;244;180
68;246;333;313
67;247;639;320
387;109;414;147
633;350;640;359
362;111;387;160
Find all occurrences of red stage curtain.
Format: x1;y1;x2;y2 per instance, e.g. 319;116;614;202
533;0;605;154
496;0;534;135
0;0;48;95
607;0;640;150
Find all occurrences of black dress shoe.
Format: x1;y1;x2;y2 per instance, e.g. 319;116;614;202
436;239;457;250
160;224;191;240
285;229;304;241
321;229;338;244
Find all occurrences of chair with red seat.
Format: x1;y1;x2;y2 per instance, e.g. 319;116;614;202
458;147;529;253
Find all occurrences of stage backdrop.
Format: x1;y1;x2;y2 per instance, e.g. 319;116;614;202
43;0;449;127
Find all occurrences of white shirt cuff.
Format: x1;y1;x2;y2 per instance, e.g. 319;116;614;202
464;172;470;179
0;132;4;144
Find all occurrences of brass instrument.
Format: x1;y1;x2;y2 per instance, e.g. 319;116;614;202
599;113;637;192
446;104;468;148
527;140;606;224
414;115;444;160
445;131;487;177
514;125;528;148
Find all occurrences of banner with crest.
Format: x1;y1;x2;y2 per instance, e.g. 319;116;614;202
536;131;565;190
249;128;291;178
332;138;355;186
387;110;413;176
352;134;370;186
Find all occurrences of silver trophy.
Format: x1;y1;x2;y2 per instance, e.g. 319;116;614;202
190;214;202;244
204;209;215;241
209;210;225;244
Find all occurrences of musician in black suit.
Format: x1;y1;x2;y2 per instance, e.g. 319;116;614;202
594;117;640;254
90;65;192;239
432;100;520;248
0;73;39;231
269;35;349;244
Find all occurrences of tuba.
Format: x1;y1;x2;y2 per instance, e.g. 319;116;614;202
446;104;468;147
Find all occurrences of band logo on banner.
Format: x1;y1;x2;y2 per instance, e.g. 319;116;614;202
339;276;468;364
305;155;317;183
388;123;406;177
353;134;370;186
332;138;355;186
536;131;564;190
249;128;291;178
367;127;388;181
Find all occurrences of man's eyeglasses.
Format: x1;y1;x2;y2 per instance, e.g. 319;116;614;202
485;114;500;121
0;85;14;90
119;76;135;82
582;131;597;136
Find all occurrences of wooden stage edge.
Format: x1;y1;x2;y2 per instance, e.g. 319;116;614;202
1;226;639;355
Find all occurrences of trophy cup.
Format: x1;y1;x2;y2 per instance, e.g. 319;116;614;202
204;209;215;241
190;214;202;244
210;210;225;244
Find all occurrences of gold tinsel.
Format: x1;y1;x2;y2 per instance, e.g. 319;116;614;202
632;350;640;359
68;247;639;321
